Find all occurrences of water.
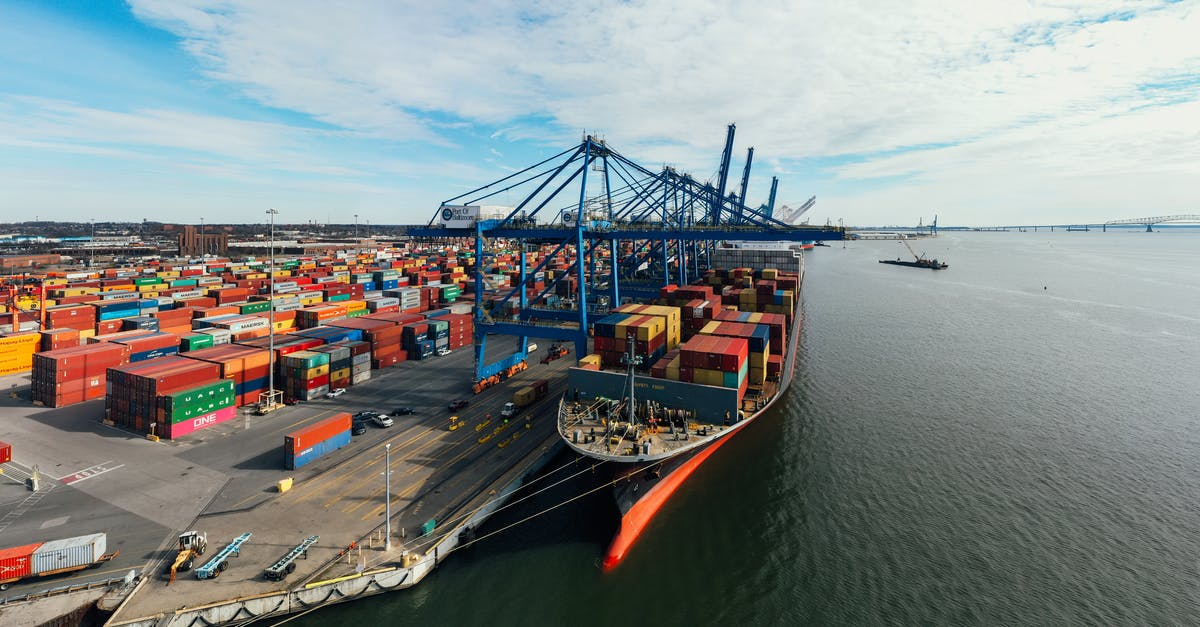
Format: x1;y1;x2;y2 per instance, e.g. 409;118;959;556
291;231;1200;625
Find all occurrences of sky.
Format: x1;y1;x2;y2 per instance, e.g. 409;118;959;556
1;0;1198;227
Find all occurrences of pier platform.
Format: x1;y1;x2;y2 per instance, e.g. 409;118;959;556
0;348;571;625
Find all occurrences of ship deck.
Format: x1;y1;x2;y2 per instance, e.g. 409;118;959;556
558;379;781;462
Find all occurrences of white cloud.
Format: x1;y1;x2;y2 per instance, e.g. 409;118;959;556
110;1;1200;222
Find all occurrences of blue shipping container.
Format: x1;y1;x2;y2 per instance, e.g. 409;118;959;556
285;429;351;470
130;346;180;362
122;316;160;331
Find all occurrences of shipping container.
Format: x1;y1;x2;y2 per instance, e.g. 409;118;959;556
285;429;352;470
285;412;352;453
30;533;106;575
0;440;10;464
165;406;237;438
0;542;42;582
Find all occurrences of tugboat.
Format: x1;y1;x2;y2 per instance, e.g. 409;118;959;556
879;239;948;270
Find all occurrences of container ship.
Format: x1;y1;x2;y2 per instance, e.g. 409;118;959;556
559;245;804;570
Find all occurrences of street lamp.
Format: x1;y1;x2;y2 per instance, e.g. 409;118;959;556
88;219;94;268
354;214;359;240
385;442;392;551
200;217;205;256
266;208;279;409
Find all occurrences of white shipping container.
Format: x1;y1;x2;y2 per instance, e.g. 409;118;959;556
215;318;269;332
31;533;106;575
274;301;302;312
351;370;372;384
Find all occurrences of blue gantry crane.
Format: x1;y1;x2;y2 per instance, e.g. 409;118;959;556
408;125;845;390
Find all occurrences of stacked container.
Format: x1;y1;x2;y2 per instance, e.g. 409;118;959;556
296;304;348;328
443;312;473;350
697;320;770;387
284;412;352;469
156;379;237;438
45;304;97;333
31;343;130;407
676;334;750;400
591;313;667;369
281;350;331;401
401;322;433;360
0;332;41;376
182;344;272;407
108;332;181;363
312;344;352;390
105;356;222;434
339;340;372;384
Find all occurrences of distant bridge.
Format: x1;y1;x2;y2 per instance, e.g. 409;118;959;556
1102;214;1200;232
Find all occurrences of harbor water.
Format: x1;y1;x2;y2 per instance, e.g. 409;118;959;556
291;231;1200;625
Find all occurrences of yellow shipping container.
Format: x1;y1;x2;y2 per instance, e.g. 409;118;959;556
331;367;351;381
299;296;323;306
302;364;330;378
692;368;723;387
665;355;681;381
749;366;765;386
345;300;367;312
156;270;181;278
44;278;68;287
761;268;778;280
244;272;267;280
578;354;602;367
79;328;96;341
0;332;40;375
272;319;295;332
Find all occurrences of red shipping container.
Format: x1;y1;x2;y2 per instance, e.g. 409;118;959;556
0;440;11;464
95;320;124;335
0;542;42;580
304;374;330;389
286;412;352;452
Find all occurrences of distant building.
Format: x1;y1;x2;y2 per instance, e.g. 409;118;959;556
177;225;229;256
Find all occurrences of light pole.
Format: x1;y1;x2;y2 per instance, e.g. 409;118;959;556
88;219;94;268
266;208;279;410
385;442;392;551
200;217;205;256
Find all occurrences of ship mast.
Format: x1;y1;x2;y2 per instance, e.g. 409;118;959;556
620;334;642;424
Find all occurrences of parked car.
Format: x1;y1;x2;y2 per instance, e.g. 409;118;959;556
392;406;415;416
353;410;378;421
351;421;368;436
371;414;394;428
447;399;469;411
326;388;346;398
436;348;451;357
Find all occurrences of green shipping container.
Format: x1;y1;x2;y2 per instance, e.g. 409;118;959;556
347;309;367;318
181;334;215;351
239;301;271;314
327;293;350;302
134;277;160;286
170;279;198;288
160;379;237;421
282;350;329;369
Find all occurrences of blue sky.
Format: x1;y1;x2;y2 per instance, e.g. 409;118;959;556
1;1;1198;227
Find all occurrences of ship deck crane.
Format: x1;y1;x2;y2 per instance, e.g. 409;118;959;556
408;126;846;388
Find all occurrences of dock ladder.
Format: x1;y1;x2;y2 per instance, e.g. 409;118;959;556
262;535;319;581
195;532;252;580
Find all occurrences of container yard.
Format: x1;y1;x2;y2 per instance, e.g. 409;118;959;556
0;240;581;626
